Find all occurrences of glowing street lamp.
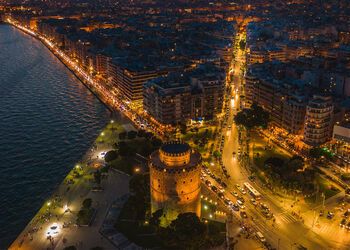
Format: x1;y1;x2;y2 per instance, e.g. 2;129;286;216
63;204;69;213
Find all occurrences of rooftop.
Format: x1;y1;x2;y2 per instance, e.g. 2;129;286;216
160;142;190;155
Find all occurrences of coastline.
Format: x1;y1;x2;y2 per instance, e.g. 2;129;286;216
9;120;132;249
5;22;135;249
7;22;114;114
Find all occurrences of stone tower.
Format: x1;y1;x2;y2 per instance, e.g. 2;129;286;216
149;141;202;225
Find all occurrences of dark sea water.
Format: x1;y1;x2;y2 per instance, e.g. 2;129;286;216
0;25;110;248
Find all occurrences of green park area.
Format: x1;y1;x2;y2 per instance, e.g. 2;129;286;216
251;134;340;201
104;129;162;175
180;125;217;160
305;175;341;204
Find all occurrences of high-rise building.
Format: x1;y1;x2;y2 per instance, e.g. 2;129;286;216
304;95;334;146
143;63;225;124
149;141;202;225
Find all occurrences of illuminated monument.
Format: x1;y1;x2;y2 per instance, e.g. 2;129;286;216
149;141;202;225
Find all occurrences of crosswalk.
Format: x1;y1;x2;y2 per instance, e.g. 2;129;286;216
277;212;298;224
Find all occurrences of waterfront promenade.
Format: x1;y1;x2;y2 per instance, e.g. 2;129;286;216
6;17;169;140
9;121;134;250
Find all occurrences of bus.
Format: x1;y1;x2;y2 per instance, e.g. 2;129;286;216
244;182;261;200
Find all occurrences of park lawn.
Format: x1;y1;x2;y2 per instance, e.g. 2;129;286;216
182;125;216;158
253;145;290;169
315;175;340;199
252;132;292;165
305;174;341;204
109;157;136;175
95;122;125;145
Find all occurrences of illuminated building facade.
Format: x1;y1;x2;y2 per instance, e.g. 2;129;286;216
149;141;202;225
143;63;225;125
304;95;334;146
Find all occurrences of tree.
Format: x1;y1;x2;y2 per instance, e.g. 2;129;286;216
239;40;246;50
94;170;101;185
213;150;221;159
127;130;138;139
151;137;162;149
118;141;134;157
82;198;92;209
234;103;269;130
145;132;154;139
118;131;127;140
137;129;146;137
180;123;187;134
150;209;163;227
163;213;207;249
309;147;333;160
129;173;150;196
104;150;118;162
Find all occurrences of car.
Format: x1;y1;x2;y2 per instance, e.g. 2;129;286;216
340;218;347;228
221;182;227;188
218;192;225;199
231;203;239;211
211;186;218;192
250;198;257;205
238;196;245;202
47;223;59;236
239;188;246;195
248;175;255;181
344;210;350;218
231;191;239;197
346;221;350;230
240;211;248;218
237;200;245;209
327;212;334;219
236;184;241;189
260;203;269;211
256;232;266;243
205;180;212;187
224;198;232;206
265;212;274;219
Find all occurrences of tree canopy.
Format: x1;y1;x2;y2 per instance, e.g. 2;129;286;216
234;103;269;130
309;147;334;160
104;150;118;162
82;198;92;209
160;213;207;249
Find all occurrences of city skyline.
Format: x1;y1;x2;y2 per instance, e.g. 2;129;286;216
1;1;350;249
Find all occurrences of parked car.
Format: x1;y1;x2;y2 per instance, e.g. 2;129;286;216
240;211;248;218
327;212;334;219
231;191;239;197
231;203;239;211
340;218;347;228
